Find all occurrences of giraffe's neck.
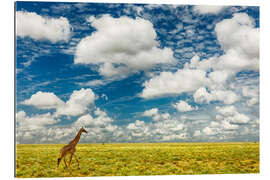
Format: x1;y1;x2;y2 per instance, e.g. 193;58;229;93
72;130;82;146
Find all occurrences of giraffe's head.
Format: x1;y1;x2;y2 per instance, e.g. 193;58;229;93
80;127;88;134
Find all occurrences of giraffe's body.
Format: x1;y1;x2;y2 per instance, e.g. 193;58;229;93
57;127;87;169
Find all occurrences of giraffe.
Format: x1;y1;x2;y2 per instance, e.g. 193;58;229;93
57;127;88;169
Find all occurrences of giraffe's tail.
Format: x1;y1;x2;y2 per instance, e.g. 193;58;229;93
57;157;61;166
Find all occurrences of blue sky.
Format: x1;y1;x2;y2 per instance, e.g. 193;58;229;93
15;1;259;144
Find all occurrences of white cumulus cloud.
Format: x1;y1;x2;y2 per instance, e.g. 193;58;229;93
143;108;171;122
140;69;207;99
16;11;71;43
74;15;175;77
21;91;64;109
214;13;259;72
202;127;216;136
143;108;159;117
56;88;96;116
193;87;239;105
242;87;259;107
173;100;197;112
73;108;113;128
216;106;250;124
22;88;96;117
193;5;227;14
16;111;58;130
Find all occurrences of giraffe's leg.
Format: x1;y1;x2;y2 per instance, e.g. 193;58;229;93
73;153;80;169
68;153;73;167
57;151;64;169
57;157;62;169
57;158;62;167
63;155;68;169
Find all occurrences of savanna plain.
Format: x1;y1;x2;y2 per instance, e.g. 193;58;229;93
16;142;259;178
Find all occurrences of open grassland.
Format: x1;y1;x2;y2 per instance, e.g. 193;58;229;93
16;142;259;178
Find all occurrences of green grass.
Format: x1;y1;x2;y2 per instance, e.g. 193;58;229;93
16;142;259;178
